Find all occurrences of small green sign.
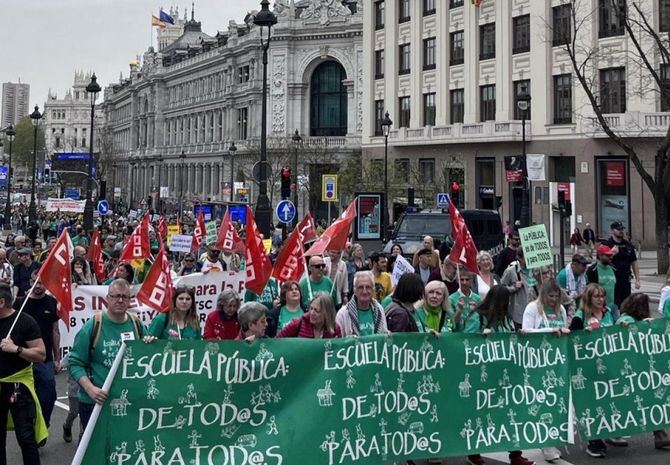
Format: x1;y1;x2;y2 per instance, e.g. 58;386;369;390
205;221;218;245
519;224;553;269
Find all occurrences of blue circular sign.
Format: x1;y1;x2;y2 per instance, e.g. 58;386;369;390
275;200;296;224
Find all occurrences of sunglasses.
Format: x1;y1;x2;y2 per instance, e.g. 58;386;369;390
311;264;326;269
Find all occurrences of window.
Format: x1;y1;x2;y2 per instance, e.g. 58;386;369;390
423;93;436;126
480;23;496;60
423;37;436;70
450;89;464;123
450;30;464;65
513;80;531;120
512;15;530;54
399;44;411;75
662;0;670;32
600;67;626;113
450;0;463;7
375;49;385;79
55;137;60;148
423;0;435;15
661;64;670;112
480;84;496;122
238;107;248;140
419;158;435;183
553;74;572;124
553;4;572;46
399;96;411;128
310;61;348;136
399;0;411;22
375;1;385;30
394;158;410;183
238;66;250;83
375;100;385;136
599;0;625;38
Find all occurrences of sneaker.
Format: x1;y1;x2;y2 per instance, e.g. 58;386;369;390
586;440;607;458
542;447;561;462
467;454;485;465
510;456;535;465
63;425;72;443
605;437;628;447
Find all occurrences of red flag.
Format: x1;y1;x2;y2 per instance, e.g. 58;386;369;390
271;226;305;283
216;208;245;254
38;230;74;327
447;195;479;273
244;206;273;295
86;229;106;282
191;210;206;251
296;212;317;243
158;216;168;240
136;240;174;312
306;199;356;256
120;214;151;262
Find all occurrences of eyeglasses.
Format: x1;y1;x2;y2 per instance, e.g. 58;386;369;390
108;294;131;301
311;264;326;269
184;259;195;262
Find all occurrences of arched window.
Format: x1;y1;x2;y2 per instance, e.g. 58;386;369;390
310;61;347;136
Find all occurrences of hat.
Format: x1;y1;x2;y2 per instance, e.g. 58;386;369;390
417;248;433;257
571;254;589;265
596;244;614;256
17;247;32;255
611;221;625;230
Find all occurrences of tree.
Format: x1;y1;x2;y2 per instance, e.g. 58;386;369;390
1;116;46;169
560;0;670;273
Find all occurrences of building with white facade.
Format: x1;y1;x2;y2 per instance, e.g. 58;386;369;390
102;1;363;219
1;81;30;128
362;0;670;246
157;6;187;51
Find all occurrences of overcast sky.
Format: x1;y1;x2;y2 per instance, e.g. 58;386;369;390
0;0;262;110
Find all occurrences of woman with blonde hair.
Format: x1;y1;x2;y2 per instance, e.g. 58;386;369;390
415;280;454;333
473;251;499;299
569;283;614;331
522;279;569;333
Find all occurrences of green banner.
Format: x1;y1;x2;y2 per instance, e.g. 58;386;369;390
78;332;572;465
570;318;670;440
205;221;218;245
519;224;553;269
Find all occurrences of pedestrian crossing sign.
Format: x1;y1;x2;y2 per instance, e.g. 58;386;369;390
437;193;450;207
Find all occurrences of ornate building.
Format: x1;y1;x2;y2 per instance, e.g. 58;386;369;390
102;1;363;218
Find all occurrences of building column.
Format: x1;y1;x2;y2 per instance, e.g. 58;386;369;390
495;0;512;121
463;2;479;122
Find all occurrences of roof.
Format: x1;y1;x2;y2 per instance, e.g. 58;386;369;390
161;16;214;55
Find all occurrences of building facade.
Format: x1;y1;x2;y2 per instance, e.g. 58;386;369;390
362;0;670;246
1;82;30;128
102;0;363;219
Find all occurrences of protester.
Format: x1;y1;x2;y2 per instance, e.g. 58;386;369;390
346;243;367;293
494;230;521;277
659;268;670;317
177;254;198;276
324;250;349;307
71;257;94;286
602;221;640;307
473;251;498;299
14;248;40;298
385;273;425;333
277;293;340;339
104;262;135;285
412;236;440;269
368;252;394;302
527;266;576;324
414;248;437;285
237;302;268;342
582;222;596;258
429;256;459;295
586;245;617;316
203;289;241;340
0;249;14;291
569;227;584;254
60;353;79;443
557;254;588;302
336;271;388;336
500;248;531;330
199;244;227;273
301;255;336;307
449;270;482;331
569;283;614;332
414;280;453;334
145;286;201;341
268;281;304;336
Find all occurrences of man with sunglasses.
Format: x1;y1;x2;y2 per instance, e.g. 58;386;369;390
199;245;227;274
178;254;198;276
300;256;336;307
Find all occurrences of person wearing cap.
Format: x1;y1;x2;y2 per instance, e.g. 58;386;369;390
586;245;617;312
178;253;199;276
14;248;41;298
199;244;228;274
414;248;438;285
602;221;639;307
557;254;589;301
411;236;440;269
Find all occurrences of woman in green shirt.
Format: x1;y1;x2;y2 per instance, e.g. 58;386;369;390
274;281;305;333
145;286;202;341
569;283;614;331
414;280;454;333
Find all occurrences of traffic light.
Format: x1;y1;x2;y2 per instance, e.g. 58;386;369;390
44;168;50;182
281;168;291;199
451;181;460;207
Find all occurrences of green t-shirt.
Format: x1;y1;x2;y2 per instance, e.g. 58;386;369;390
415;306;453;333
616;314;637;326
69;312;145;405
595;264;616;308
300;276;335;307
448;289;482;326
574;308;615;328
244;278;279;310
556;268;568;289
461;312;513;334
278;306;303;330
147;312;201;340
358;308;375;336
543;307;567;329
664;298;670;318
381;295;393;310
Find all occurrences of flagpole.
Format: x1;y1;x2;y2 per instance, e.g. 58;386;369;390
302;254;313;301
6;278;43;338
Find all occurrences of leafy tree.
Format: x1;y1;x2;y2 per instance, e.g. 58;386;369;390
2;116;46;169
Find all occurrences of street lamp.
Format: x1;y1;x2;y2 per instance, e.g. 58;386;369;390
178;151;186;222
4;124;15;230
228;141;237;202
380;111;393;241
83;73;101;234
111;162;117;210
130;160;137;209
29;105;42;224
291;129;301;227
156;154;163;213
517;85;531;227
253;0;278;236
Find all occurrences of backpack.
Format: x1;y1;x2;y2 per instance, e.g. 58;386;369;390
88;311;143;354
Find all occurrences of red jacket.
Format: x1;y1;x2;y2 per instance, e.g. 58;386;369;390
277;313;341;339
203;311;240;340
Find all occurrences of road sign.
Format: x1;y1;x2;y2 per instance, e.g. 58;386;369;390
252;161;273;184
275;200;296;224
97;200;109;215
437;193;450;207
322;174;338;202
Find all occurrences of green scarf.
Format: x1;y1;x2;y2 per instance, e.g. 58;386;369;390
423;304;442;332
0;365;48;443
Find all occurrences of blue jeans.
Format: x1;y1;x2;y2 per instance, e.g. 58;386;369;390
32;362;56;428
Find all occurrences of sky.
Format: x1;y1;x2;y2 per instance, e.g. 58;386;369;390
0;0;262;110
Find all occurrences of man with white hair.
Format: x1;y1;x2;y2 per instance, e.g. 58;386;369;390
336;271;388;336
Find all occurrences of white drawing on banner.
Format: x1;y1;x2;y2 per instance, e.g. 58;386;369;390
509;333;518;345
324;340;333;354
571;368;587;390
540;413;553;424
596;358;606;375
523;368;530;386
649;356;657;371
267;416;279;435
596;407;606;419
528;404;540;417
163;342;174;355
255;344;274;362
369;404;379;417
499;368;511;387
609;402;621;416
221;425;240;439
110;389;131;416
320;431;339;452
621;358;634;376
542;369;564;389
188;430;202;447
237;434;257;448
379;419;388;434
317;380;335;406
146;379;160;400
655;387;667;400
397;374;406;393
579;409;593;428
480;365;488;383
420;338;434;353
430;405;439;423
123;346;133;360
628;323;640;335
558;398;567;414
409;422;424;434
109;442;127;463
134;440;145;454
370;373;383;393
205;342;219;354
398;412;412;426
487;413;495;428
174;415;187;429
540;336;552;352
341;428;350;442
665;396;670;407
223;385;234;404
346;369;356;389
251;385;281;405
153;435;165;453
356;424;366;441
458;374;472;397
462;339;470;350
418;374;441;394
475;417;483;430
507;409;517;424
460;420;474;439
635;395;647;425
179;384;200;406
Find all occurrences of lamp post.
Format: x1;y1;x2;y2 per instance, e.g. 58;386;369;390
4;124;15;230
291;129;301;228
111;162;117;210
228;141;237;202
28;105;42;224
253;0;277;237
178;151;186;222
156;155;163;213
517;85;531;227
83;73;101;234
130;160;137;209
380;111;393;241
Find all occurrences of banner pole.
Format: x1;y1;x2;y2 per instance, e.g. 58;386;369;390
6;278;41;338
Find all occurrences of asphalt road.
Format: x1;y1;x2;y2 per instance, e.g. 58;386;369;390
6;372;670;465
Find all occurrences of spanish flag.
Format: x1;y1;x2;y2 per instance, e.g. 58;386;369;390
151;15;166;28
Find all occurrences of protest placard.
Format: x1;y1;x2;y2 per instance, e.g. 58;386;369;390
205;221;218;245
391;254;415;286
45;198;86;213
166;225;180;246
519;224;553;269
170;234;193;253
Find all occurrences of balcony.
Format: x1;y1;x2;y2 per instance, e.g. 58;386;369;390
585;111;670;137
371;121;530;145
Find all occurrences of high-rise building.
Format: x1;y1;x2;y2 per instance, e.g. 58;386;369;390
1;81;30;128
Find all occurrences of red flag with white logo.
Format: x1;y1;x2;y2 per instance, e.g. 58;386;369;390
38;229;74;327
296;212;317;244
306;199;356;256
136;240;174;313
191;210;206;251
158;216;168;240
86;229;106;282
447;195;479;273
271;226;305;283
216;208;245;254
119;214;151;262
244;206;273;295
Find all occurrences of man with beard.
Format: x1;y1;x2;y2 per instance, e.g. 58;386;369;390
602;221;639;307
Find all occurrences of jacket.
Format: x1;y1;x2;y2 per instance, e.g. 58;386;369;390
500;261;530;324
385;299;420;333
335;296;388;336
